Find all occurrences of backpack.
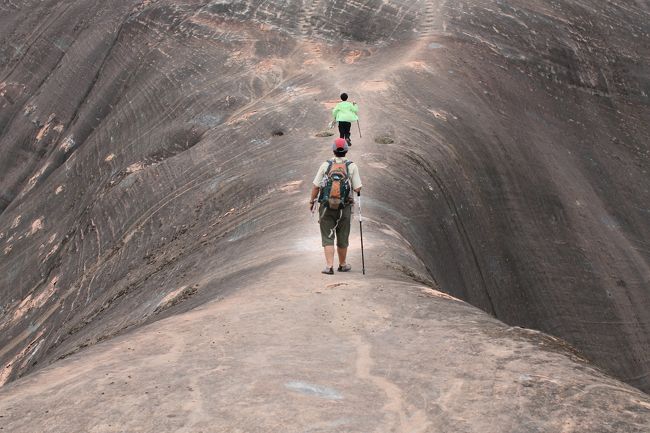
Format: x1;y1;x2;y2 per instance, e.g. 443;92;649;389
319;159;353;210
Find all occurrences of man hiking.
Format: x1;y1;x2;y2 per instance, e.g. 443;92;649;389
310;138;362;274
331;93;359;146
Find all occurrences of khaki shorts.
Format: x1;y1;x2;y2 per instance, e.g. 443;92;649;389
319;203;352;247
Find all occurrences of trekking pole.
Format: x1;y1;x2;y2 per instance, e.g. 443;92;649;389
357;120;362;138
357;191;366;275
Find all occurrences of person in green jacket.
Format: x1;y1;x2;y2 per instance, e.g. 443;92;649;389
331;93;359;146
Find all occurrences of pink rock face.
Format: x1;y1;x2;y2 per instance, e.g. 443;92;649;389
0;1;649;429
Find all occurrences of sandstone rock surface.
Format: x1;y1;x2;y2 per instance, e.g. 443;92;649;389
0;0;649;430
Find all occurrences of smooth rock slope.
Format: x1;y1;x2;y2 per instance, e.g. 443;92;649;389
1;245;650;432
0;0;649;428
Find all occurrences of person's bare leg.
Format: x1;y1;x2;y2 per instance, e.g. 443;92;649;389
324;246;335;268
337;247;348;266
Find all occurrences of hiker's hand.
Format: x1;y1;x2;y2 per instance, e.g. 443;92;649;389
352;101;357;105
309;200;316;211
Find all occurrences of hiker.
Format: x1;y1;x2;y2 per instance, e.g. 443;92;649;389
331;93;359;146
310;138;362;274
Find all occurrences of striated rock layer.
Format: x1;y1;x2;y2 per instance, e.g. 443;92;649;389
0;0;649;405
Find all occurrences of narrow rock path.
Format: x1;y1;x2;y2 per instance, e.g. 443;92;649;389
1;240;649;432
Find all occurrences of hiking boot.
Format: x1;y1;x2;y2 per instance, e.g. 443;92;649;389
337;264;352;272
322;266;334;275
346;138;352;147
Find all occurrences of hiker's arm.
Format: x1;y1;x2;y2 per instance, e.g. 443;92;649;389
332;105;339;120
309;185;320;209
351;165;362;194
352;102;358;113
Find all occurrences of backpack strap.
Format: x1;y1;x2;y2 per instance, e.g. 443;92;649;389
343;161;354;205
345;160;353;178
318;160;334;204
325;159;334;175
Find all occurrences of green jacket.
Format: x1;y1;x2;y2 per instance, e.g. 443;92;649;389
332;101;359;122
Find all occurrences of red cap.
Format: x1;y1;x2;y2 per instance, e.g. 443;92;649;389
334;138;347;149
